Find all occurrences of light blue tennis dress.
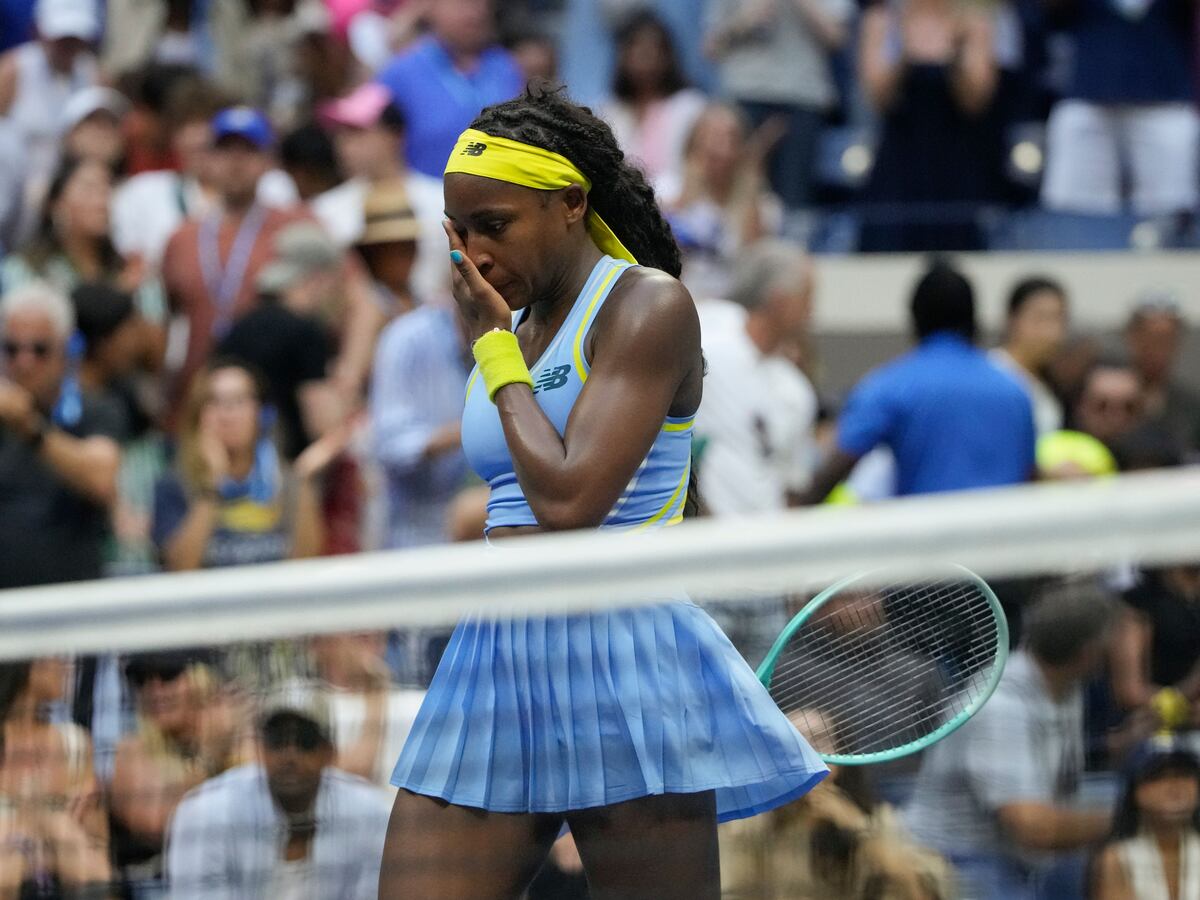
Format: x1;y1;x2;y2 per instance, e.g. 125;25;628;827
390;255;828;821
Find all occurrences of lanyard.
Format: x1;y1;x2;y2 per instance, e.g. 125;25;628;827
199;205;268;339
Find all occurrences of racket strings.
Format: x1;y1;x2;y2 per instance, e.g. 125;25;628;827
767;578;1002;758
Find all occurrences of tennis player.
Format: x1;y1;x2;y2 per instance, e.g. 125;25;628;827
380;84;827;900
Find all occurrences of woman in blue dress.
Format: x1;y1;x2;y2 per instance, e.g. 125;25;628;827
380;84;827;899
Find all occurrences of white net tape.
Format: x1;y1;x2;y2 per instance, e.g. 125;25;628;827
2;467;1199;660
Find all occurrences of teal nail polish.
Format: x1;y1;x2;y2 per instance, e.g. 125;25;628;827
450;250;464;264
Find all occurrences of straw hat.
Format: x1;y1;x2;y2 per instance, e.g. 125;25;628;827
358;179;421;246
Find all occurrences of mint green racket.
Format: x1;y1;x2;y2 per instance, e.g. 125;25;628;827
757;565;1009;766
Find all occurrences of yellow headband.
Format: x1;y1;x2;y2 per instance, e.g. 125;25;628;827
444;128;637;265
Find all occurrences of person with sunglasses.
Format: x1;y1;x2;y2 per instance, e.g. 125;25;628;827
165;681;391;900
0;281;121;589
109;651;247;893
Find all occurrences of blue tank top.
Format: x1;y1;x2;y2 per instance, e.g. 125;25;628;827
461;255;695;533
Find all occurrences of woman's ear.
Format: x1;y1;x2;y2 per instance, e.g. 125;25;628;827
560;184;589;226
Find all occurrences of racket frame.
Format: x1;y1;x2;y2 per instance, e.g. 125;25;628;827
755;564;1010;765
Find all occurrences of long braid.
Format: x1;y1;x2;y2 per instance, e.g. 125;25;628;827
469;83;682;277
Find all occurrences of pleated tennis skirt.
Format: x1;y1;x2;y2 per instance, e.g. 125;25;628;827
390;597;828;822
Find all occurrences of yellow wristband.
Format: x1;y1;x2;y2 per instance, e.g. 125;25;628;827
473;329;533;402
1151;686;1190;732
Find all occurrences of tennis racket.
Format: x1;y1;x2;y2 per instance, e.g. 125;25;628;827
757;564;1008;766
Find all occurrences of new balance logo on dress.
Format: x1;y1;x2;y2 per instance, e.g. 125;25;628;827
461;142;487;157
533;365;571;394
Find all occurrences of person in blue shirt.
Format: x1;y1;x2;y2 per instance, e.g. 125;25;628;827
374;0;524;178
805;261;1036;502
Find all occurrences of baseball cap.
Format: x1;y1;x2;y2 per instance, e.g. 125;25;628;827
320;83;394;130
61;86;130;132
212;107;275;151
257;222;342;294
259;679;333;741
37;0;98;40
1125;734;1200;784
357;179;421;246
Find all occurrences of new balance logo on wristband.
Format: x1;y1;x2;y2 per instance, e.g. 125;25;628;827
533;365;571;394
461;142;488;157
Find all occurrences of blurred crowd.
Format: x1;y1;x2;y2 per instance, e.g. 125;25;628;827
0;0;1197;898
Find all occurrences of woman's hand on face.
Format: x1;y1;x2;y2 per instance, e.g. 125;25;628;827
443;220;512;341
198;411;230;488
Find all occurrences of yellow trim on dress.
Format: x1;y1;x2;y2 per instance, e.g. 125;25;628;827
572;263;624;382
635;462;690;532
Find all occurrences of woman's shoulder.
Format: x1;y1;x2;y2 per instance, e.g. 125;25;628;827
605;265;698;331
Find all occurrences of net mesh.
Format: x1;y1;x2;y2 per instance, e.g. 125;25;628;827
1;468;1199;898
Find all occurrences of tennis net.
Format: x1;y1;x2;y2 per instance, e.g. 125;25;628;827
1;467;1198;899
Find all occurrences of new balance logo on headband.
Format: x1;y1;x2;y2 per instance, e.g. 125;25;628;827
461;142;488;157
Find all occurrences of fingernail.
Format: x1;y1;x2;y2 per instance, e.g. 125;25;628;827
450;250;464;264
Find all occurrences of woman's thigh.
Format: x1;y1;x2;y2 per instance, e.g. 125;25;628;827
379;788;562;900
567;791;720;900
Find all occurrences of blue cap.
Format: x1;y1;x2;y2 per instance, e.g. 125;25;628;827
1125;735;1200;783
211;106;274;150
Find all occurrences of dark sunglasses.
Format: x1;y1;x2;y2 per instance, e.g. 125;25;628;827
3;340;51;360
1088;396;1140;415
262;717;325;753
126;662;188;688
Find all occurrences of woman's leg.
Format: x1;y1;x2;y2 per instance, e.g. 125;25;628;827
567;791;720;900
379;788;562;900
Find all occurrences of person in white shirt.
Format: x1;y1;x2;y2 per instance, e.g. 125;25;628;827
319;81;449;304
165;681;391;900
695;239;818;517
905;582;1118;899
991;277;1069;437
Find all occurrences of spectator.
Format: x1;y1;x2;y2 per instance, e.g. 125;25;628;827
721;708;952;899
1040;0;1198;216
0;658;112;898
353;179;423;313
0;282;120;588
73;281;170;577
165;681;391;899
705;0;851;209
287;0;358;129
1124;296;1200;455
857;0;1001;252
0;0;99;189
695;240;818;516
804;261;1035;502
1072;360;1147;453
991;277;1069;436
370;298;470;550
1111;566;1200;720
658;103;784;300
1091;737;1200;900
151;359;340;570
101;0;250;94
217;223;345;461
280;122;357;244
0;115;26;254
375;0;524;178
60;85;130;170
161;107;311;421
2;156;166;341
113;75;300;271
71;282;147;440
600;11;706;185
308;632;424;789
905;581;1118;899
109;651;245;889
321;81;447;302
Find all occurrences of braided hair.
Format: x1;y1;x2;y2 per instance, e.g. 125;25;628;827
469;83;682;277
